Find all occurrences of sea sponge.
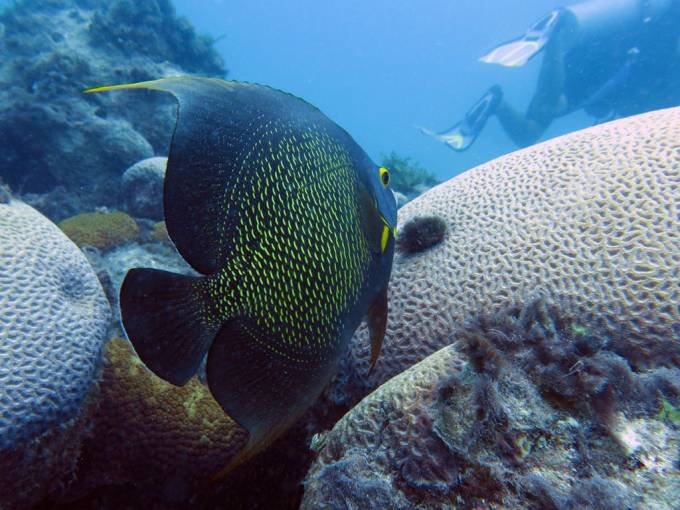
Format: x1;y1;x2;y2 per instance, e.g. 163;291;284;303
396;215;447;254
58;210;139;250
0;199;110;508
333;107;679;409
304;311;679;509
57;338;248;503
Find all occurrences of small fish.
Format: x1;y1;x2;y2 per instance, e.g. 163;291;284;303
85;77;397;474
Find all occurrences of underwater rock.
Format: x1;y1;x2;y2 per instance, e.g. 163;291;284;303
0;198;110;509
326;107;680;413
121;156;167;220
0;0;226;214
54;338;249;504
304;302;680;509
0;183;10;203
58;210;140;251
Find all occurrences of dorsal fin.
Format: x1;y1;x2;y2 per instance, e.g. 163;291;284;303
86;77;343;274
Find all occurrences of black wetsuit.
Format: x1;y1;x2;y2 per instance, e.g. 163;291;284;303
564;4;680;120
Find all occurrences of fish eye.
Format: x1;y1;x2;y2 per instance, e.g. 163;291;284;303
379;167;390;187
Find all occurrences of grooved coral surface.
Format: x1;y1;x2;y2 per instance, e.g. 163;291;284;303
0;199;110;507
334;107;680;407
0;200;110;449
58;338;249;502
305;329;679;509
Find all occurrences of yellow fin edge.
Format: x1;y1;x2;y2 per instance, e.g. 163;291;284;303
84;76;237;95
83;79;166;94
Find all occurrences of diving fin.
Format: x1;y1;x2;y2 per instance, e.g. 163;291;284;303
479;8;564;67
120;268;219;385
418;85;502;152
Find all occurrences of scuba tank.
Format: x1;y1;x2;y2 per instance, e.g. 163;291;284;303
564;0;672;50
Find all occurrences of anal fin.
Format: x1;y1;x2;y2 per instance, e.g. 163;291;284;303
206;318;327;477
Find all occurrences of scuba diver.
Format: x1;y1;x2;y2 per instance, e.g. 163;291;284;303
421;0;680;151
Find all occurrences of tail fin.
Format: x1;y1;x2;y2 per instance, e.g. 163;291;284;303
120;268;219;385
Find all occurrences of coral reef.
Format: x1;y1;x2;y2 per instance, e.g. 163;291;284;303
327;107;680;414
0;198;110;509
58;210;139;251
22;186;83;222
83;238;195;324
303;300;680;509
55;338;249;503
381;151;439;202
0;0;226;214
121;156;167;220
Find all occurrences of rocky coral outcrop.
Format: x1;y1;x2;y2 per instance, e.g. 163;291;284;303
0;0;226;217
0;198;110;509
327;107;680;414
121;156;167;220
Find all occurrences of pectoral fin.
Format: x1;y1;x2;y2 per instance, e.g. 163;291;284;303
367;285;389;373
358;184;391;254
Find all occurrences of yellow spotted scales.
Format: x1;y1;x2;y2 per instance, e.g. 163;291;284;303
200;127;372;362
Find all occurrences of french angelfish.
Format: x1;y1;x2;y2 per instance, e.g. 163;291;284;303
86;77;397;473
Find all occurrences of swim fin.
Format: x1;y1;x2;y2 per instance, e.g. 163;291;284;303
418;85;503;152
479;8;564;67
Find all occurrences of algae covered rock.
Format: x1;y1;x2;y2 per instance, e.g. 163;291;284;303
329;107;680;412
0;0;226;213
304;300;680;509
0;198;110;508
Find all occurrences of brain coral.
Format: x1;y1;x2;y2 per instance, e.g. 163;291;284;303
58;210;140;251
0;199;110;508
304;305;680;509
57;338;248;503
331;107;679;408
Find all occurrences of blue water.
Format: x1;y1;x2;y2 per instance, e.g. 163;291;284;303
171;0;588;181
